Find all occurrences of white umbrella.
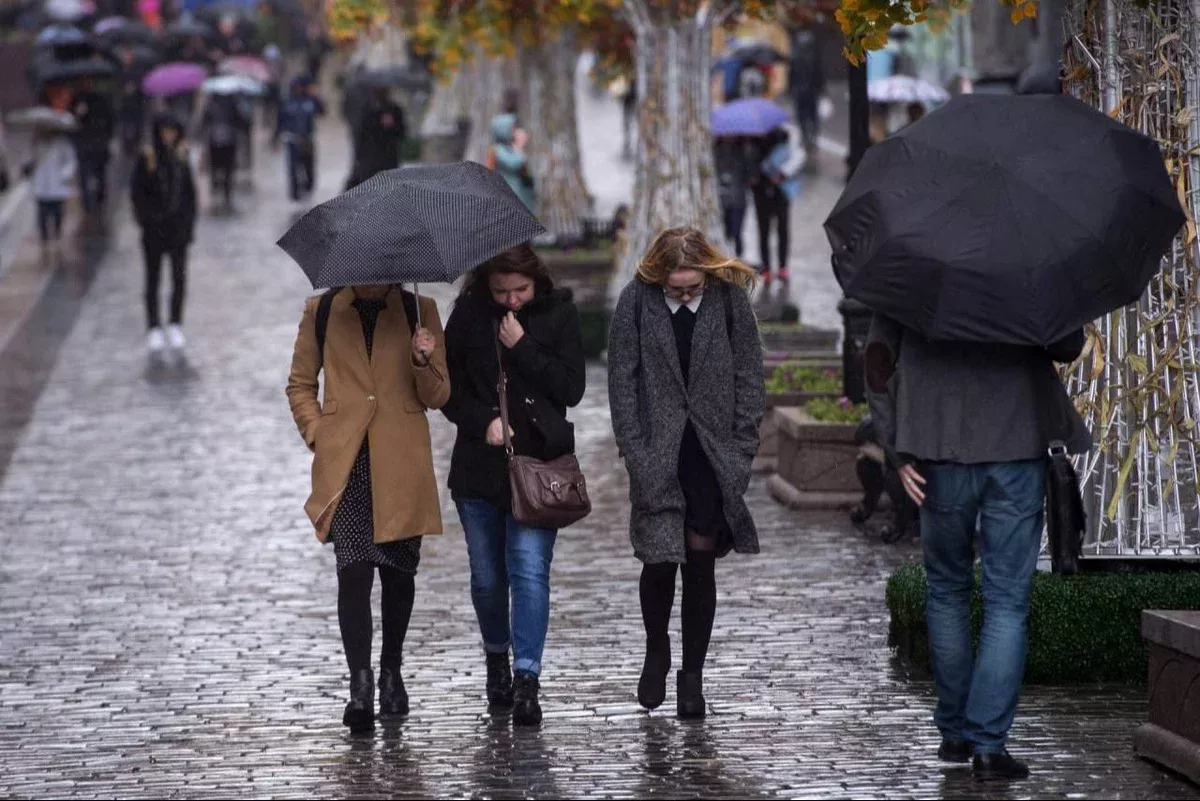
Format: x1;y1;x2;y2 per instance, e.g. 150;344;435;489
6;106;78;133
44;0;95;22
868;75;950;106
202;74;265;96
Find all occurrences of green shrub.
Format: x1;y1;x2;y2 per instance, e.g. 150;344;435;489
886;563;1200;683
400;137;422;162
766;364;842;394
578;308;610;359
804;396;868;423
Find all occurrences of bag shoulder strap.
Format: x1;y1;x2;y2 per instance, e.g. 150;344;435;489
314;287;340;368
494;324;514;457
1032;357;1071;452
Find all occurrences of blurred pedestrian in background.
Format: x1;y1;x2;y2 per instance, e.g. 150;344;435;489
749;123;803;287
787;26;825;170
714;135;751;258
30;128;77;249
199;93;244;210
345;86;404;190
72;80;115;214
131;113;196;355
608;227;764;720
485;113;534;214
274;75;325;202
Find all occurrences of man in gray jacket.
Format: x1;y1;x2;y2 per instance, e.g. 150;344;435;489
866;314;1091;781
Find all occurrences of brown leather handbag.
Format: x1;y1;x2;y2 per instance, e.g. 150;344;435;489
496;337;591;529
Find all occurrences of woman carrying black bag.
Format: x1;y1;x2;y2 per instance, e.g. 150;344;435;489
441;244;586;727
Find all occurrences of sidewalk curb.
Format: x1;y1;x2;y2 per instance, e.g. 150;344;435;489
0;181;33;281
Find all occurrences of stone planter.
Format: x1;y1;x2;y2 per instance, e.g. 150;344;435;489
754;392;840;473
759;325;840;357
1135;610;1200;786
768;407;863;510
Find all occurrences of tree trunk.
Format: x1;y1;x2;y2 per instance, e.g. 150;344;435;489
419;65;473;163
463;52;520;164
522;29;591;244
613;13;722;300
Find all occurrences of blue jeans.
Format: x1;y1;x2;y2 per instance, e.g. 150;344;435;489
455;497;557;676
919;460;1045;754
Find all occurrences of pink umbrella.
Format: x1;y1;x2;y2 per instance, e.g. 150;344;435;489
219;55;271;83
142;61;208;96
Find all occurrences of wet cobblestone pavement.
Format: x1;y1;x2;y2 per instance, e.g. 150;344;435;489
0;123;1194;799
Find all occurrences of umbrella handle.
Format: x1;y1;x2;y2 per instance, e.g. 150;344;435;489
413;283;422;328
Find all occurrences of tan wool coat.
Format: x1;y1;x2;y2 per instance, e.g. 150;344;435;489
286;288;451;544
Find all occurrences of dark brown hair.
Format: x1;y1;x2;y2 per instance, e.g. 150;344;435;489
459;243;554;301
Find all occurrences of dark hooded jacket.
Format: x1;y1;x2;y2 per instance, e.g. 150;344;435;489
130;114;196;248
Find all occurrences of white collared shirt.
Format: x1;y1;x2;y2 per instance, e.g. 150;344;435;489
664;293;704;315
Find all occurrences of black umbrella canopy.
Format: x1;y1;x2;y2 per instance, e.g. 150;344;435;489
34;54;117;84
166;16;216;41
98;19;157;47
277;162;548;289
351;65;433;93
825;94;1186;346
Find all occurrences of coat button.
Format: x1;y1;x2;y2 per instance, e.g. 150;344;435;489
367;395;376;402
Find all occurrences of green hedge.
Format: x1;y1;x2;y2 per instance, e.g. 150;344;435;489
886;563;1200;684
578;308;610;360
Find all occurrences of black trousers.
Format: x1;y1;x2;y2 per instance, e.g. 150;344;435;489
143;239;188;329
36;200;64;242
209;143;237;205
722;204;746;258
752;185;790;273
78;151;108;213
286;140;316;201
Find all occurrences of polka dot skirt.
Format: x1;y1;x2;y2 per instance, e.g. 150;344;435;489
328;296;422;576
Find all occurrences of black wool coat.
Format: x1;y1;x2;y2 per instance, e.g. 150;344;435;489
441;287;586;507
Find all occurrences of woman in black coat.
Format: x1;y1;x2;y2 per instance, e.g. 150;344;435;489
131;113;197;354
441;244;585;728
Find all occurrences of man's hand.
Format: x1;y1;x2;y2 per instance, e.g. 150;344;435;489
498;312;525;349
898;464;927;507
486;417;514;447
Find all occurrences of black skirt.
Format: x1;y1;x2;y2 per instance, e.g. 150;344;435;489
329;436;422;575
677;422;733;556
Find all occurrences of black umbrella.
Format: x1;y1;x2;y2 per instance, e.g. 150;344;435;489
352;65;432;93
166;16;215;41
730;43;787;65
824;94;1186;346
98;20;157;47
277;162;547;293
34;54;117;84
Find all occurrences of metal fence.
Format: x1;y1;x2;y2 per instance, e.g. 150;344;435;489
1064;0;1200;559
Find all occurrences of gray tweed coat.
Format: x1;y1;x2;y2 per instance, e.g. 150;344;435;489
607;279;765;564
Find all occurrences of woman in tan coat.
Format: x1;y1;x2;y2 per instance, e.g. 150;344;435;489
286;283;450;732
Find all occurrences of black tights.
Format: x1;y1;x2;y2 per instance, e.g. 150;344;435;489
639;532;719;673
337;563;415;673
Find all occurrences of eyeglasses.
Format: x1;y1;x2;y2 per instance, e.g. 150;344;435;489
664;280;706;301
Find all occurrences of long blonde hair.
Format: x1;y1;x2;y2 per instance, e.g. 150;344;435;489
636;226;758;290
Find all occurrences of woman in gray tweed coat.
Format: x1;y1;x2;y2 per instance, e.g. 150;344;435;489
608;226;764;719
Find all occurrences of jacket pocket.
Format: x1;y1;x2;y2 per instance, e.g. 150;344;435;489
321;400;339;415
403;396;427;414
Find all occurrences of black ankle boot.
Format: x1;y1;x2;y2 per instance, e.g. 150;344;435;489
637;636;671;710
343;668;375;731
378;666;409;718
486;652;514;709
676;671;705;720
512;670;542;727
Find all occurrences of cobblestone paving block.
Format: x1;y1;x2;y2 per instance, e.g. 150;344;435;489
0;122;1192;799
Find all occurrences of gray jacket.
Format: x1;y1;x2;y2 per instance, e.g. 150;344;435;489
608;280;765;563
865;314;1092;467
